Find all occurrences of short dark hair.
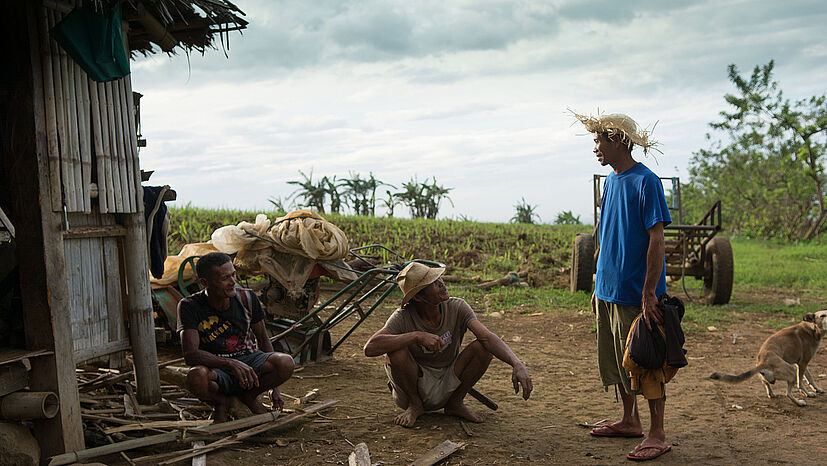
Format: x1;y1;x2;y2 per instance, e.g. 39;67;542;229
196;252;232;279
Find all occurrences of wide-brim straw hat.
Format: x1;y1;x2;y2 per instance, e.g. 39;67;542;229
572;110;660;155
397;262;445;305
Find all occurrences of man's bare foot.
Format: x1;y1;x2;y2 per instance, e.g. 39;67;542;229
395;406;424;428
444;401;484;423
240;392;269;415
628;437;671;461
589;420;643;437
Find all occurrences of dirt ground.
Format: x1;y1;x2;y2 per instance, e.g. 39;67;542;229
117;294;827;465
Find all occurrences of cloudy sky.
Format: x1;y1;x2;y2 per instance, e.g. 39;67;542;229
131;0;827;223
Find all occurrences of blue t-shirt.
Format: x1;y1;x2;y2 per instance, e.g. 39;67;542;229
595;163;672;306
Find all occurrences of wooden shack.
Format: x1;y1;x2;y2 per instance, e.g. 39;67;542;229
0;0;246;459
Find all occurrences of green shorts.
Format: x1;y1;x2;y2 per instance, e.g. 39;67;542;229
595;298;640;394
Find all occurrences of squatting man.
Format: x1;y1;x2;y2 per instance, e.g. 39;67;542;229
364;261;533;427
178;252;295;423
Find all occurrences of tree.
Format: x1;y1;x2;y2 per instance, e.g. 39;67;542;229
511;198;540;224
287;170;327;213
342;172;388;216
686;61;827;239
395;177;454;219
553;210;581;225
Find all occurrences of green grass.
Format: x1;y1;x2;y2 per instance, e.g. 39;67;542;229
166;206;826;332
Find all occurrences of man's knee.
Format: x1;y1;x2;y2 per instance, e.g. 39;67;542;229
468;340;493;363
186;366;212;393
264;353;295;381
386;347;415;368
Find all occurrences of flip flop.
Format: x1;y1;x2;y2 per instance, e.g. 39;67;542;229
626;445;671;461
589;423;645;438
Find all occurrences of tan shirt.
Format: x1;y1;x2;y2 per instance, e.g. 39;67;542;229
384;297;477;369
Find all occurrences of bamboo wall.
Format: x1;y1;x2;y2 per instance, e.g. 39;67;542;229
36;1;142;214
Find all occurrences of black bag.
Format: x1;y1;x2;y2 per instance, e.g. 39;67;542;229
628;311;666;370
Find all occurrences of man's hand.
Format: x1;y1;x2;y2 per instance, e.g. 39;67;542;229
511;362;533;400
417;332;444;352
590;292;597;315
228;359;259;390
270;387;284;411
641;292;662;331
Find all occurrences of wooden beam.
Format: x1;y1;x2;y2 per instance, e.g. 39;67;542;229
1;1;85;456
62;225;127;239
136;2;178;52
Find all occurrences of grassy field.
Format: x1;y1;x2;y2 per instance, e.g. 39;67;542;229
167;205;826;331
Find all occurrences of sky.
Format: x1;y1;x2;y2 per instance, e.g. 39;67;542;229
131;0;827;224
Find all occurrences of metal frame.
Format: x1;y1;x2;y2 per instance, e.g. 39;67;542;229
592;175;721;277
266;245;444;363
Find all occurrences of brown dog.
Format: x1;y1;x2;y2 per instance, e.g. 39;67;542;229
710;310;827;406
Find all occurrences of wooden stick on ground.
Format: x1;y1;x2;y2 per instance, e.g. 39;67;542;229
410;440;465;466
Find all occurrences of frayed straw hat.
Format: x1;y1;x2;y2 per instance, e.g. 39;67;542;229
572;110;660;155
397;262;445;305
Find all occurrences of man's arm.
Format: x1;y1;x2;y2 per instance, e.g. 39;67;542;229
641;221;666;330
180;329;260;389
467;319;532;400
250;320;275;353
363;328;442;357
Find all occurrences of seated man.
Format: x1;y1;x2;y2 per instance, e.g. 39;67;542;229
364;262;533;427
178;252;294;422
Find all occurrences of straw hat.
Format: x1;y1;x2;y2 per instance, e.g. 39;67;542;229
572;110;660;155
397;262;445;305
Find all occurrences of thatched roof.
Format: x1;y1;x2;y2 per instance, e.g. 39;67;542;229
121;0;247;56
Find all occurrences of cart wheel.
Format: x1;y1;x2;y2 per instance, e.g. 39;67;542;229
703;236;733;305
570;234;595;293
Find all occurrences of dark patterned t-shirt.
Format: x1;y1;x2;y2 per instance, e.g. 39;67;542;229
177;289;264;358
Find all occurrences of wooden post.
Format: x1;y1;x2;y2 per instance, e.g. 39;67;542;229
0;1;85;456
120;207;161;403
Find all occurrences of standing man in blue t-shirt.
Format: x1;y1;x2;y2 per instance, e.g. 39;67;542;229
574;112;673;461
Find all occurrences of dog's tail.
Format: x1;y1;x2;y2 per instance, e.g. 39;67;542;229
709;367;772;383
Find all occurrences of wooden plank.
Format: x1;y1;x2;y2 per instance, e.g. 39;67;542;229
0;348;53;366
105;235;127;369
37;5;62;212
103;81;125;212
411;440;465;466
76;64;92;213
111;79;132;212
348;442;371;466
62;225;127;239
74;340;131;365
64;43;83;212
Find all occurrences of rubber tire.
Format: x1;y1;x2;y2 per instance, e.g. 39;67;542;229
570;234;595;293
703;236;734;305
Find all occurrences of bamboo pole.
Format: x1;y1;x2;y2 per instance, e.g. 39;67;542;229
103;81;124;212
115;78;135;213
75;63;92;213
88;80;109;212
110;79;131;212
123;74;143;209
51;9;76;212
97;82;117;212
48;400;340;466
38;5;62;212
0;392;60;420
63;41;83;212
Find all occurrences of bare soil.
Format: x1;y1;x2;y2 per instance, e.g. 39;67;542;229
114;294;827;465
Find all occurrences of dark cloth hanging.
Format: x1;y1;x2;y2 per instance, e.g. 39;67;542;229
50;2;131;82
143;186;169;279
627;294;687;370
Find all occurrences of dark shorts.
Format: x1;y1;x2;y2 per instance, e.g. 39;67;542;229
213;350;273;395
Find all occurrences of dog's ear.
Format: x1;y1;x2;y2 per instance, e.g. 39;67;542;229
803;313;816;322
